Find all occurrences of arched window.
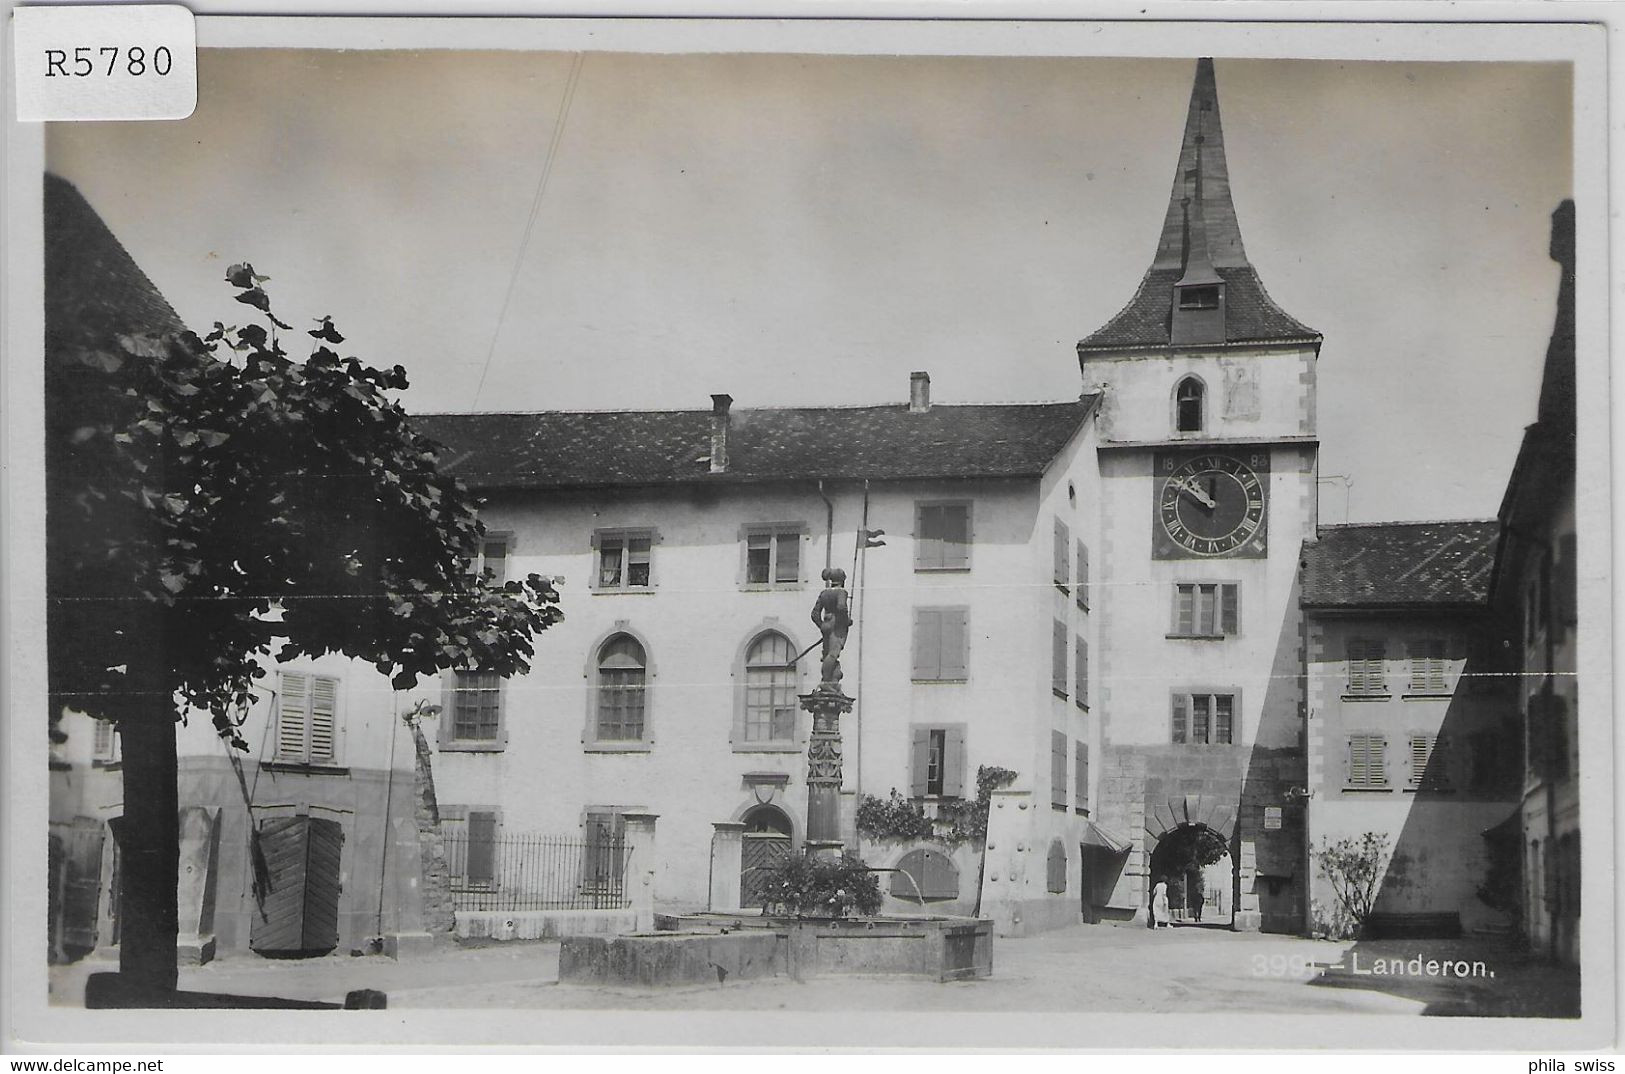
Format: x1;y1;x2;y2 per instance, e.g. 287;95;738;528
1175;376;1205;433
743;632;797;742
596;634;647;741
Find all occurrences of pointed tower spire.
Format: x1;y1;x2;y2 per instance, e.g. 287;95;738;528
1079;59;1319;356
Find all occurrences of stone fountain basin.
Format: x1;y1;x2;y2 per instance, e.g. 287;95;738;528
560;914;992;987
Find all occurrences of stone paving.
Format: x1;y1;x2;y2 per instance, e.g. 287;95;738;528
49;921;1579;1018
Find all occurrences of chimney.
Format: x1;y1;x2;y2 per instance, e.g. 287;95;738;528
709;393;732;474
908;371;931;413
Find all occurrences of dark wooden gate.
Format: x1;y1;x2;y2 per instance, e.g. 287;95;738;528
61;819;107;952
250;816;344;957
741;832;791;908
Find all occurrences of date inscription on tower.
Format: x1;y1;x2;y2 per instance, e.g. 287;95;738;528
1153;449;1270;559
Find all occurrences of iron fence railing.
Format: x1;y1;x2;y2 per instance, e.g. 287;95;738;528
442;831;631;911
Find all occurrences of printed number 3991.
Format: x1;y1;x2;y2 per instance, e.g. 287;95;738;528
46;47;174;77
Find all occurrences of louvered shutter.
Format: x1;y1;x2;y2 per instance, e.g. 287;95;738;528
913;609;941;680
1051;731;1068;808
1221;584;1239;635
1052;620;1068;696
1348;639;1387;695
1054;519;1069;588
942;725;966;798
466;811;497;885
1075;740;1089;810
916;505;943;569
1408;639;1447;694
909;727;931;797
941;505;970;570
1171;695;1187;744
1077;541;1089;609
1175;584;1194;634
277;672;310;762
1075;637;1088;706
1349;734;1386;787
309;676;338;764
940;609;969;681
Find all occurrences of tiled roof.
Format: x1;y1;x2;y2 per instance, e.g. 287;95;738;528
1077;59;1319;352
1078;265;1319;351
413;400;1096;490
44;174;185;358
1300;520;1500;610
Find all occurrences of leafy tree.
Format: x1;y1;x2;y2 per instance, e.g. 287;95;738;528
1314;832;1392;938
47;254;561;994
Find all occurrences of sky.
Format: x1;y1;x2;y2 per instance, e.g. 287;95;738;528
47;50;1572;524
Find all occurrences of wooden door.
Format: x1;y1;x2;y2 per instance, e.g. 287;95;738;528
250;816;343;956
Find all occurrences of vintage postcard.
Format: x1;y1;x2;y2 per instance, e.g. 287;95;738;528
1;8;1613;1053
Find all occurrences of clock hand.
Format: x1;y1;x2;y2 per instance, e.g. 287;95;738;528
1172;477;1217;509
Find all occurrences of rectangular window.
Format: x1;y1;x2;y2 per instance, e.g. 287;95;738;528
1348;733;1389;789
275;671;339;765
463;535;509;586
1052;619;1068;698
915;502;971;571
92;718;119;763
1076;540;1090;610
583;810;628;893
1051;730;1068;810
1409;733;1450;790
1075;740;1089;812
450;671;502;743
595;530;653;590
912;607;969;682
1075;637;1089;710
1171;692;1234;745
743;525;802;587
1179;284;1220;310
1407;638;1449;695
1346;638;1389;697
910;724;966;799
1053;518;1070;592
1172;582;1239;637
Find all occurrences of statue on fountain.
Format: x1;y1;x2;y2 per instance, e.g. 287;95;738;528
809;566;852;697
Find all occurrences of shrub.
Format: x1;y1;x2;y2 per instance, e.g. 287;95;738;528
1314;832;1392;938
755;853;884;919
855;789;934;842
855;765;1020;849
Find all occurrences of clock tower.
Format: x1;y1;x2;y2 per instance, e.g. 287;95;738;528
1079;59;1321;932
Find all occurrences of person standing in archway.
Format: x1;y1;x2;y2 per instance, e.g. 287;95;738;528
1150;876;1171;929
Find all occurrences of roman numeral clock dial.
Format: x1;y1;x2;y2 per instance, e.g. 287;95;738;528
1153;450;1270;559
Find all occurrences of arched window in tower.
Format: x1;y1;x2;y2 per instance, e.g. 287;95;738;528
1175;377;1205;434
743;631;797;742
596;634;647;741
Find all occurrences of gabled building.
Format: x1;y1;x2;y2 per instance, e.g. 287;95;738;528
1300;520;1521;938
1491;199;1579;964
415;383;1105;934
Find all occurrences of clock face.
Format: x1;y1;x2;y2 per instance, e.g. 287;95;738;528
1154;451;1269;558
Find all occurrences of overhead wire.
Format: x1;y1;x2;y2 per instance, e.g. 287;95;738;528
471;51;586;409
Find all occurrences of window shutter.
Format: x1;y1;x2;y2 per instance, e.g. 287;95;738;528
942;505;970;570
1075;740;1088;810
483;538;508;585
1052;620;1068;696
1348;639;1387;694
1556;533;1577;625
1408;639;1447;694
940;609;969;681
942;725;966;798
1077;541;1089;608
1075;637;1088;706
1053;519;1069;588
309;676;338;764
1051;730;1068;807
466;811;498;884
916;505;942;569
1171;695;1187;744
909;727;931;797
278;672;310;761
912;609;941;680
1221;584;1239;635
1175;584;1194;634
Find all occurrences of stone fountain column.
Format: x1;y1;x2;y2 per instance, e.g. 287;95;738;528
800;688;854;860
